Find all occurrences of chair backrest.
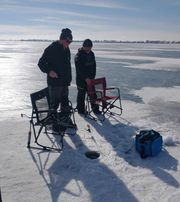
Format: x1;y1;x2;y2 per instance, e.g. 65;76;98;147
30;88;50;123
86;77;106;99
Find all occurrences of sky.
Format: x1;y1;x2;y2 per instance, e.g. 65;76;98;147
0;0;180;41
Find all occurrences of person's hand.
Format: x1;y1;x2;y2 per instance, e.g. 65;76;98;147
49;70;58;78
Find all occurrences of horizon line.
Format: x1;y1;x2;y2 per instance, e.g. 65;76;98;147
0;39;180;44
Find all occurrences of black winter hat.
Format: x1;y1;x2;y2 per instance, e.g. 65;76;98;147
83;39;93;47
60;28;73;41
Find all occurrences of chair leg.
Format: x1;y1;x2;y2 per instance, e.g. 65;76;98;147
27;120;63;152
103;98;122;117
85;97;105;121
34;127;64;152
27;120;32;148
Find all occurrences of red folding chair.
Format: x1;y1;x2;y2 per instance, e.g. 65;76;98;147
86;77;122;121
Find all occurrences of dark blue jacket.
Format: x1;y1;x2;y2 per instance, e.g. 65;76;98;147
38;41;72;86
75;48;96;89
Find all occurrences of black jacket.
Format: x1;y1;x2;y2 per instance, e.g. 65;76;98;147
74;48;96;88
38;41;72;86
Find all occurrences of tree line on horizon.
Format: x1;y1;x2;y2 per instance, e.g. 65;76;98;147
0;39;179;44
20;39;180;44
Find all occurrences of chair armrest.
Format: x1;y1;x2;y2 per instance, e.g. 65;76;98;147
36;109;50;113
106;87;119;91
106;87;120;96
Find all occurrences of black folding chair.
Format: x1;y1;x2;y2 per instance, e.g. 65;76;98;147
86;77;122;121
27;87;76;152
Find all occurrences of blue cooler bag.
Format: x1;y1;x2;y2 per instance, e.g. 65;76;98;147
135;130;163;158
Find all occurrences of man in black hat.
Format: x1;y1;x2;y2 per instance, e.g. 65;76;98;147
38;28;74;129
75;39;101;115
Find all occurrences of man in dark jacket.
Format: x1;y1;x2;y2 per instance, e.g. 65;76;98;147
38;28;73;127
74;39;100;115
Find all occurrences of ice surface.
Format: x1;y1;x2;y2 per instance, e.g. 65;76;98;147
0;41;179;202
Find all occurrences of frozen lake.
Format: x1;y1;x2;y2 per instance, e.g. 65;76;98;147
0;41;180;118
0;41;180;202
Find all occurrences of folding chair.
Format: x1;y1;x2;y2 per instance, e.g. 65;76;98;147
27;87;76;151
86;77;122;121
